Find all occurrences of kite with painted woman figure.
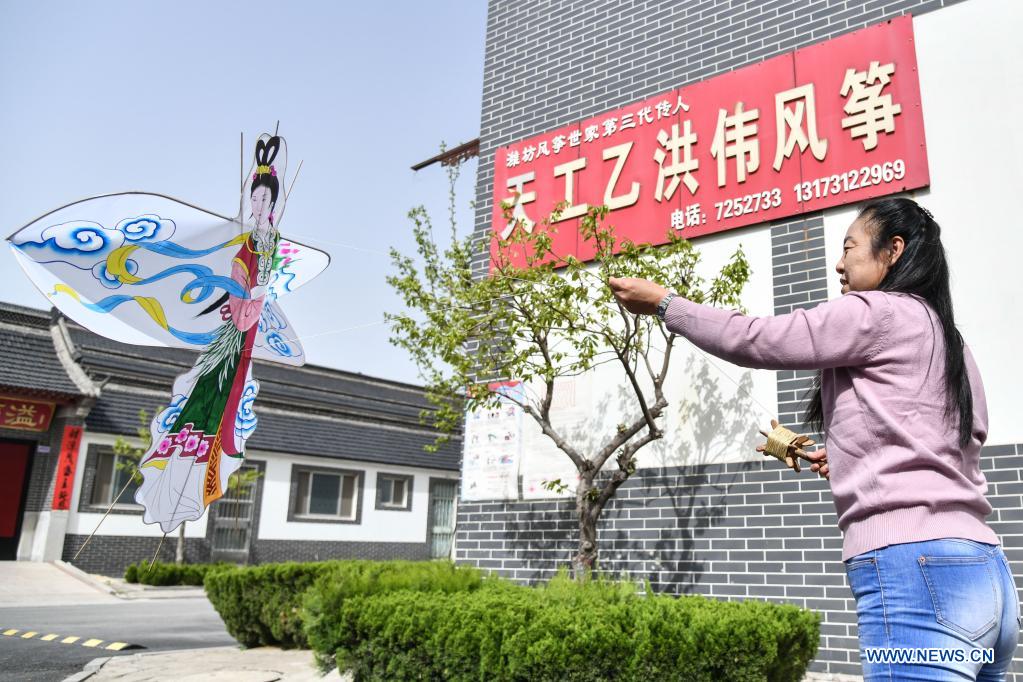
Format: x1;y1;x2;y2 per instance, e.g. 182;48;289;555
5;132;329;533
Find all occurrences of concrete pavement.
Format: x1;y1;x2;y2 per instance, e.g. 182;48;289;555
0;561;118;608
69;646;346;681
0;561;860;682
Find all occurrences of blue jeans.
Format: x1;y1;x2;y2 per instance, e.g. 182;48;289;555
845;538;1021;680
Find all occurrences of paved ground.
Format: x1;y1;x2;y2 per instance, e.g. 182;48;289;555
76;646;344;681
0;561;236;682
0;561;860;681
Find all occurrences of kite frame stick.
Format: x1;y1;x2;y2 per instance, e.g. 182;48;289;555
7;191;241;240
72;469;139;561
239;132;245;223
146;533;168;575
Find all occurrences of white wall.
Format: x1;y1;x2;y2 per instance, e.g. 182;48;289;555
66;432;209;538
823;0;1023;446
66;432;459;543
254;449;457;543
517;220;777;494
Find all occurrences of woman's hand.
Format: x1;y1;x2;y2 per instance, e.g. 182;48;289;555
803;448;829;480
756;419;827;478
608;277;670;315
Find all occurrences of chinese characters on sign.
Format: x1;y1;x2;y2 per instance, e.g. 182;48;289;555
0;396;55;432
52;425;83;511
491;16;929;268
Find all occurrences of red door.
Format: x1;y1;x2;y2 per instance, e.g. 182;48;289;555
0;441;32;560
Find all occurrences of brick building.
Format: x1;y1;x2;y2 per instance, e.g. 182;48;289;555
454;0;1023;678
0;302;459;576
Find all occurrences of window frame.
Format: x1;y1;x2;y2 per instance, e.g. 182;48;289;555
374;472;414;512
80;444;143;515
287;464;364;525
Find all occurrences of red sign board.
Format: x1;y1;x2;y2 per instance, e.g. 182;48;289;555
491;16;928;268
0;395;55;432
51;425;83;511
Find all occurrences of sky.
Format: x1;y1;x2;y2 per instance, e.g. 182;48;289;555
0;1;485;385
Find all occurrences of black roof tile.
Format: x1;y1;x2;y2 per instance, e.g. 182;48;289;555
0;303;461;470
0;304;82;399
87;388;460;470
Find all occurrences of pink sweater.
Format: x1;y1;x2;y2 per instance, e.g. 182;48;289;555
663;291;998;560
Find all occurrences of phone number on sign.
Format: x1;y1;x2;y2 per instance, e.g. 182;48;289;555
794;159;907;202
715;188;782;221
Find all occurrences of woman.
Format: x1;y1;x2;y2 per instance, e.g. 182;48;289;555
609;197;1019;680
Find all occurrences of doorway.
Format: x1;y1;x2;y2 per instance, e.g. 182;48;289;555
209;462;262;564
0;441;33;560
427;478;457;559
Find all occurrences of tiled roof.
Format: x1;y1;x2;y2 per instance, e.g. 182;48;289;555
0;303;82;399
68;329;435;423
88;388;460;470
0;302;461;470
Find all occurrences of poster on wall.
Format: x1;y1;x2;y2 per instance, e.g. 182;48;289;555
521;375;592;499
492;15;928;268
461;381;523;501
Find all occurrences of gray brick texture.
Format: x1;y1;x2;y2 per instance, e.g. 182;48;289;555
455;443;1023;678
466;0;1023;678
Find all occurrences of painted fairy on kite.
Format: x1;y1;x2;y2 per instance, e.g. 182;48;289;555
6;132;329;532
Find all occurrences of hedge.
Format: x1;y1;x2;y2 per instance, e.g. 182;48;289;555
123;560;232;586
325;571;820;682
204;560;340;648
204;559;489;650
302;560;493;668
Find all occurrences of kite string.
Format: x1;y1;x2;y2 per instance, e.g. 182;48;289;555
72;469;139;561
274;232;783;423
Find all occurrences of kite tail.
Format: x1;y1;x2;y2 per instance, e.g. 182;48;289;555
134;323;252;533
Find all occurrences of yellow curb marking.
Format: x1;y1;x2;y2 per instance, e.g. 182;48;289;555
4;630;138;651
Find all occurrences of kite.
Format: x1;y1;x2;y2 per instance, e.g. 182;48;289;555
6;133;329;533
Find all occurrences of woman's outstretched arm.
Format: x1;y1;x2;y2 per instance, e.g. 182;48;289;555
608;276;893;371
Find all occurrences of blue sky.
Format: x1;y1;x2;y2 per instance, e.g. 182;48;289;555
0;1;485;385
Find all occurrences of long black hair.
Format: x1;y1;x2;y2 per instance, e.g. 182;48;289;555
252;135;282;215
804;197;974;448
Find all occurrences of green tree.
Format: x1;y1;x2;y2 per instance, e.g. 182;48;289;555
387;164;751;575
114;408;262;565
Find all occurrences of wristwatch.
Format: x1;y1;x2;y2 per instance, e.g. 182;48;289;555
655;292;677;320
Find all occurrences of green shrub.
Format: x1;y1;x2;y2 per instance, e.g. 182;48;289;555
204;559;491;651
123;560;231;586
302;560;491;667
326;571;820;681
204;561;340;648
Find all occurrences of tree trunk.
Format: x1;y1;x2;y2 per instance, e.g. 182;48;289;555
175;522;185;565
572;477;598;579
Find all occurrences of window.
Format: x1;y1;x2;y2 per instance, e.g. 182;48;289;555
290;466;363;523
91;451;140;508
375;473;413;511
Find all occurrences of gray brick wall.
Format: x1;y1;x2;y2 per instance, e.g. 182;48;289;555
471;0;967;276
455;443;1023;678
64;533;432;577
464;0;1023;678
21;414;82;514
771;215;829;439
249;540;430;565
63;533;213;576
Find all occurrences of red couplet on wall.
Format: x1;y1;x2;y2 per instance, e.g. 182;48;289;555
490;15;928;269
51;425;83;511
